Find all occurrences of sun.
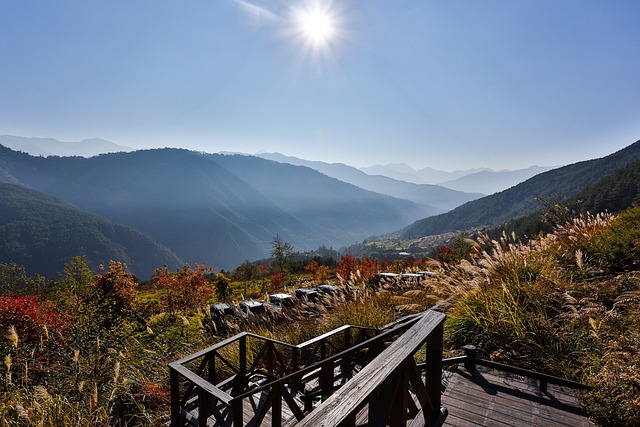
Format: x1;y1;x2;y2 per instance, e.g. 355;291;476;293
282;1;350;67
298;7;335;47
291;2;341;51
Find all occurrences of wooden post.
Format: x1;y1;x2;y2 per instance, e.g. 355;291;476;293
169;366;182;427
271;384;282;427
232;399;243;427
320;339;334;399
267;342;274;379
239;335;247;392
390;362;410;427
424;321;444;422
344;327;352;350
198;387;211;427
463;344;477;375
292;346;299;372
341;328;352;382
208;353;216;385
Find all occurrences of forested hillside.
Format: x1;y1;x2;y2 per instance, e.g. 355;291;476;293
0;146;429;272
400;139;640;239
256;152;481;210
0;184;182;277
491;159;640;239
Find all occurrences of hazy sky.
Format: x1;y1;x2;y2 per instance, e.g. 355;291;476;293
2;1;639;170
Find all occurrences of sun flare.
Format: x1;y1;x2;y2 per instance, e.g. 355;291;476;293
299;8;335;46
283;1;349;67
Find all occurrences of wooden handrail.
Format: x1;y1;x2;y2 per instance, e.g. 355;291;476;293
295;324;352;349
169;309;443;427
172;332;249;365
294;310;446;427
440;345;592;392
231;316;420;401
169;363;233;405
244;332;299;349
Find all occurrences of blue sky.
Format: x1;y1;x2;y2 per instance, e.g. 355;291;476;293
1;0;639;170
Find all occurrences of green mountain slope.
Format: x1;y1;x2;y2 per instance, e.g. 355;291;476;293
400;139;640;238
0;146;429;270
255;152;480;211
0;183;183;278
569;159;640;214
494;159;640;239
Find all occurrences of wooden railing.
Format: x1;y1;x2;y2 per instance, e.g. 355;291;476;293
440;345;592;393
295;311;447;427
168;311;445;426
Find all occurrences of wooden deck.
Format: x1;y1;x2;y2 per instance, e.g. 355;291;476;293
441;366;595;427
170;310;596;427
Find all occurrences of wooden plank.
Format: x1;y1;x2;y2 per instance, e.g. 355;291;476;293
173;333;247;365
296;325;351;349
171;363;233;405
445;369;589;418
441;368;595;427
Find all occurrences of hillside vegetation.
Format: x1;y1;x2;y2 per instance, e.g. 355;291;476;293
400;139;640;239
0;184;183;277
491;158;640;240
443;207;640;426
0;205;639;425
0;146;432;272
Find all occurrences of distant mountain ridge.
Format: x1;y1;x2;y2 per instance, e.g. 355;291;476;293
438;165;556;194
490;159;640;240
256;152;480;211
360;163;489;184
0;183;183;278
0;145;433;273
0;135;134;157
399;139;640;239
360;162;555;194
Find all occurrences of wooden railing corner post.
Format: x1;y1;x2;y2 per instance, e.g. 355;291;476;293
198;387;212;427
292;347;299;372
463;344;477;375
232;398;243;427
207;353;216;385
425;320;444;421
169;365;182;427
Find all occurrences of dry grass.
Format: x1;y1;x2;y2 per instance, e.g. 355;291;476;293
444;210;640;426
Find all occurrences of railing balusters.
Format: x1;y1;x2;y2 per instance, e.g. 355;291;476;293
170;310;445;427
198;387;212;427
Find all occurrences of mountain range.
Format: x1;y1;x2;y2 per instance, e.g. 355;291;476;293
0;134;134;158
0;183;183;277
2;134;638;279
358;163;555;194
0;145;470;277
260;153;554;195
2;135;552;196
256;152;481;211
399;139;640;239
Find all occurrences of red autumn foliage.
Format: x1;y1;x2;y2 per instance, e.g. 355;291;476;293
269;271;284;290
335;255;359;281
435;245;455;264
154;263;213;315
0;295;71;341
336;255;380;283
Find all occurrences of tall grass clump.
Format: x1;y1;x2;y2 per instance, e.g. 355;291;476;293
445;208;640;426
